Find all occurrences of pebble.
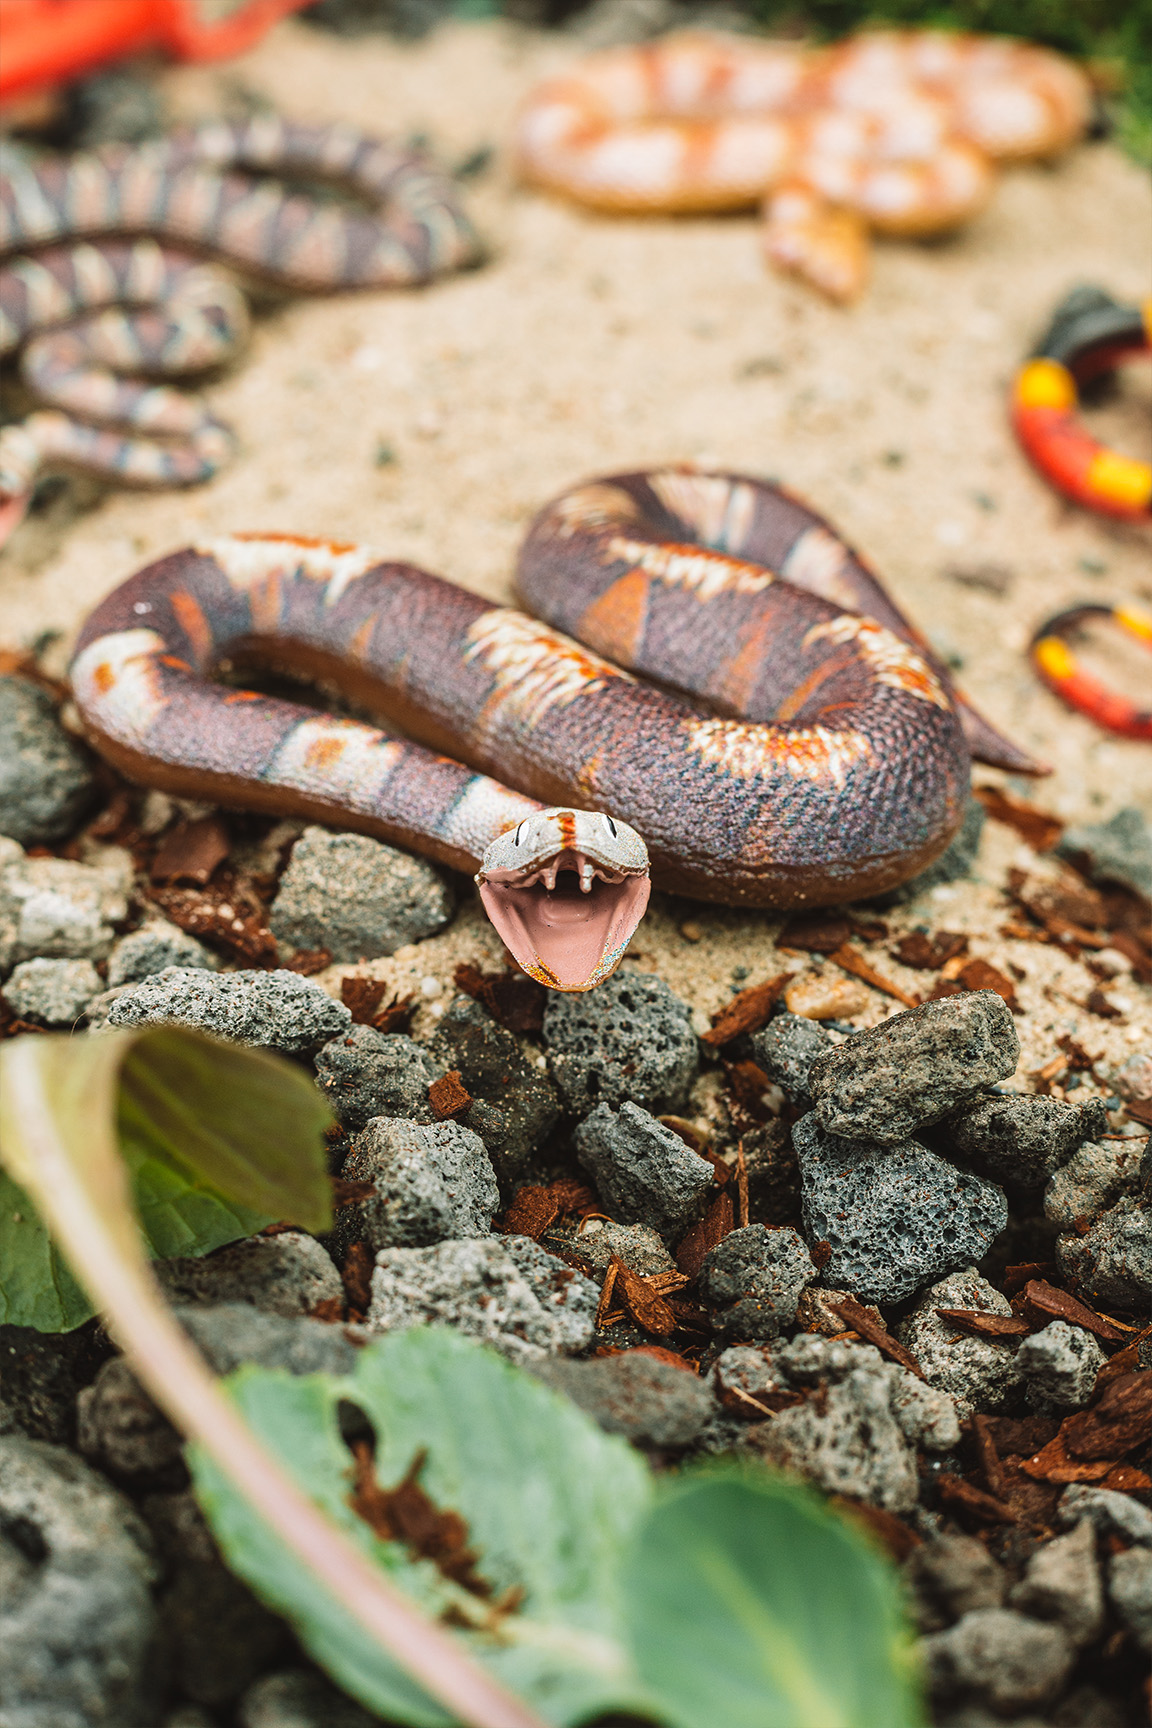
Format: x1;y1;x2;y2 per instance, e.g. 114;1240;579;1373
542;967;699;1114
106;919;219;987
365;1235;599;1364
0;1433;159;1727
749;1011;832;1101
1045;1138;1144;1230
1059;1484;1152;1547
1116;1048;1152;1102
1107;1547;1152;1653
269;825;452;962
1009;1519;1103;1646
943;1091;1107;1188
240;1667;382;1728
102;966;351;1054
572;1220;675;1278
427;994;561;1188
0;842;129;971
808;991;1019;1143
313;1025;437;1131
574;1101;714;1239
1015;1321;1105;1414
1056;1196;1152;1312
698;1224;815;1340
919;1608;1076;1715
2;956;103;1025
897;1268;1021;1416
155;1232;344;1318
0;675;96;845
1056;806;1152;900
795;1115;1008;1305
782;973;869;1020
713;1344;784;1412
530;1352;716;1450
338;1116;499;1249
904;1534;1005;1633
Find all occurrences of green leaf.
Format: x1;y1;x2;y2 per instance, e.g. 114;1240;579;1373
622;1471;924;1728
190;1328;656;1727
0;1028;333;1330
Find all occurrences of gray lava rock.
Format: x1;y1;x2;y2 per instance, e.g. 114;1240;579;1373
1045;1138;1144;1230
1009;1519;1103;1646
2;956;103;1024
0;1434;158;1728
0;676;95;844
570;1220;675;1279
102;965;351;1054
713;1344;784;1414
543;967;699;1114
365;1235;598;1364
240;1668;381;1728
174;1303;364;1378
904;1535;1005;1633
795;1115;1008;1305
1056;1197;1152;1312
427;995;561;1188
749;1012;832;1103
155;1232;343;1318
1016;1321;1105;1414
920;1608;1076;1715
106;919;219;987
574;1101;714;1238
943;1091;1107;1188
1058;1484;1152;1547
808;990;1019;1143
1057;806;1152;900
269;825;452;962
1108;1546;1152;1652
0;843;129;971
699;1225;815;1339
314;1025;437;1131
530;1352;716;1449
77;1356;183;1481
338;1116;499;1249
897;1268;1021;1417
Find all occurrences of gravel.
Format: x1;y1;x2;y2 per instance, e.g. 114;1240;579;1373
807;991;1019;1143
106;919;220;986
574;1101;714;1238
1045;1138;1144;1230
748;1011;832;1103
365;1235;600;1364
0;1434;159;1728
1107;1547;1152;1653
269;825;452;962
794;1114;1008;1304
542;967;699;1114
337;1116;499;1249
0;675;95;845
570;1220;675;1278
698;1224;815;1339
942;1091;1107;1188
1015;1321;1105;1414
101;966;351;1054
313;1025;438;1131
1;956;103;1025
1056;1196;1152;1312
0;842;129;971
920;1608;1076;1715
155;1232;344;1318
239;1668;382;1728
530;1352;717;1449
1058;1485;1152;1547
904;1535;1005;1633
427;995;561;1188
1009;1519;1103;1646
897;1268;1021;1416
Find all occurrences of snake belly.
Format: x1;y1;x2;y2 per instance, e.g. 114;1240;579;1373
71;468;1008;909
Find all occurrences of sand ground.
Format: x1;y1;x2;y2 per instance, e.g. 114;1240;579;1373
2;18;1150;1083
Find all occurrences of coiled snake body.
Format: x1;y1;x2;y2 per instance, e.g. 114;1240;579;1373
72;467;1038;985
0;118;479;533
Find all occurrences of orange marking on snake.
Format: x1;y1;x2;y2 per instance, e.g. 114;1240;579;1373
577;569;652;663
169;589;213;664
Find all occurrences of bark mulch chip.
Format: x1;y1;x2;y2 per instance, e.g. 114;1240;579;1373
149;815;231;885
973;786;1064;851
341;1241;375;1320
702;971;793;1045
675;1190;734;1279
890;930;969;970
453;961;547;1034
428;1070;472;1121
829;1297;924;1378
148;875;278;966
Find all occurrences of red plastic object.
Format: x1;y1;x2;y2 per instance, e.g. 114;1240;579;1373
0;0;311;103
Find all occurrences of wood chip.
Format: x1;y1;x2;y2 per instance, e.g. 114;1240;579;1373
374;993;416;1034
1098;1462;1152;1494
827;943;920;1008
1094;1326;1152;1387
453;962;546;1034
349;1444;490;1595
934;1308;1030;1340
724;1059;775;1119
777;914;853;954
341;975;388;1025
1002;1262;1055;1296
1125;1099;1152;1129
283;948;332;975
675;1190;734;1279
951;957;1017;1009
331;1177;376;1207
828;1496;922;1561
150;815;231;885
981;1414;1061;1457
341;1241;374;1318
500;1185;561;1239
1059;1371;1152;1462
148;878;278;966
1018;1431;1114;1484
428;1070;472;1120
936;1473;1018;1524
702;971;793;1044
890;930;969;970
595;1262;619;1329
973;786;1063;851
972;1413;1010;1501
1018;1279;1132;1344
829;1297;924;1377
310;1296;344;1324
735;1146;749;1230
613;1263;679;1337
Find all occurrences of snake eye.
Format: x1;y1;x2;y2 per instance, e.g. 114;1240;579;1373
514;823;523;846
605;816;617;838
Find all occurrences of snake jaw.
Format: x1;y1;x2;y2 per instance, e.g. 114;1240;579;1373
476;807;650;991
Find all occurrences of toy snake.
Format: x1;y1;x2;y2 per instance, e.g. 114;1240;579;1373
71;467;1039;989
0;118;480;539
515;30;1090;301
1031;603;1152;741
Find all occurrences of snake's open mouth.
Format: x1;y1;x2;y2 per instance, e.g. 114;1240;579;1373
476;809;650;991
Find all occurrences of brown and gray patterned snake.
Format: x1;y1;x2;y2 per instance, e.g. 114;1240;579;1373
0;117;480;538
71;466;1040;990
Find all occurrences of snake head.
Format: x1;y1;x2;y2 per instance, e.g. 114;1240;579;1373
476;807;650;991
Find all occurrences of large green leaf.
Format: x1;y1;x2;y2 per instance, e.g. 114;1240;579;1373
0;1028;333;1330
622;1472;924;1728
190;1328;657;1727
